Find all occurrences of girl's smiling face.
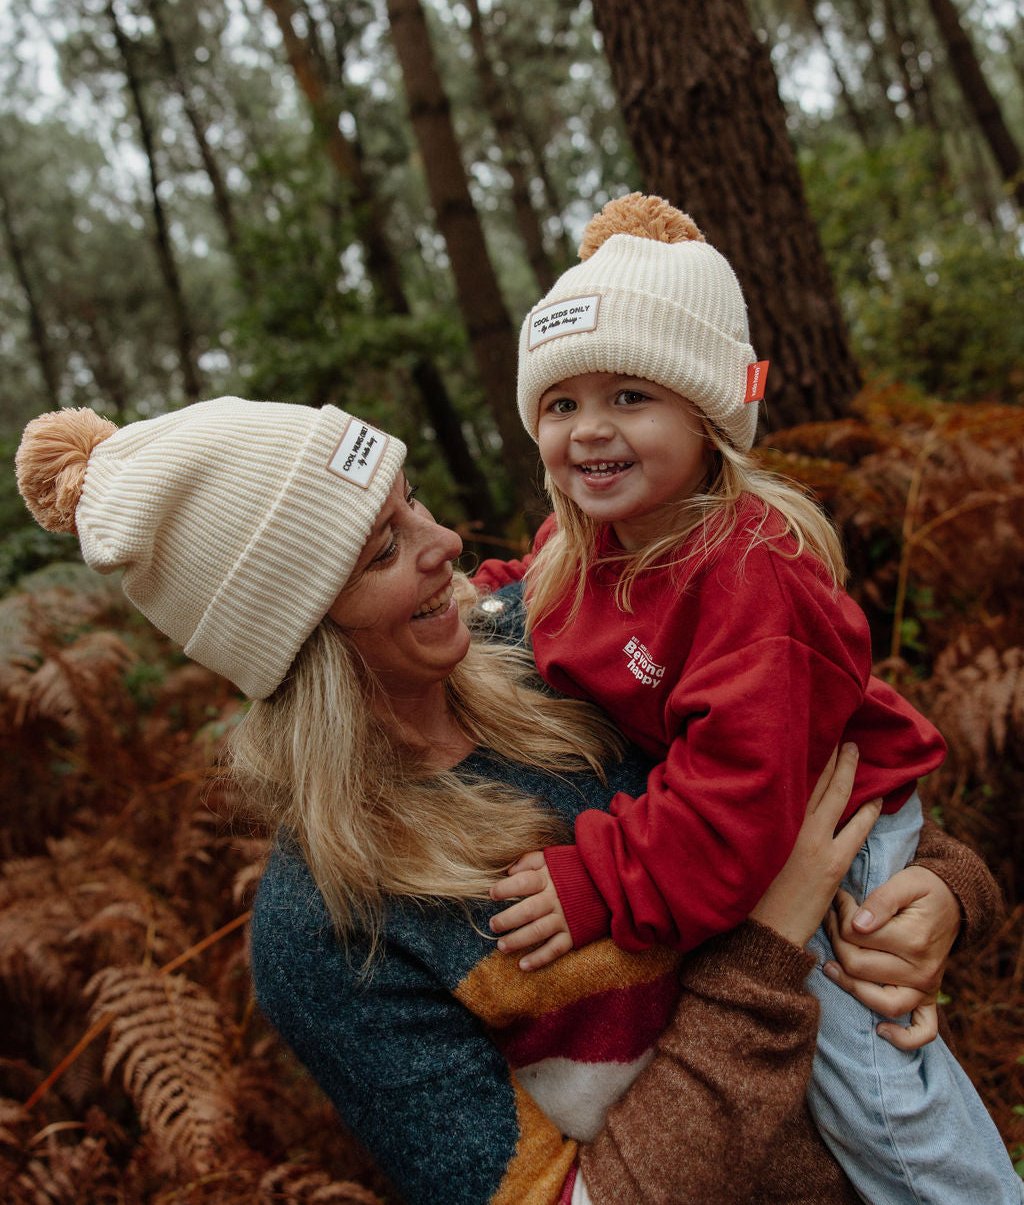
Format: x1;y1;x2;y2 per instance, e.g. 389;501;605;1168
536;372;711;549
328;476;469;692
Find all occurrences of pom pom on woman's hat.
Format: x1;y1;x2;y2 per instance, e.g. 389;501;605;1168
517;192;760;452
14;398;406;699
16;408;118;534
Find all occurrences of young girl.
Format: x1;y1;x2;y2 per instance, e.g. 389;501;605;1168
478;193;1023;1204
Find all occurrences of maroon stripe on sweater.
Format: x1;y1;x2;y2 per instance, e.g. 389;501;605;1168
499;972;678;1067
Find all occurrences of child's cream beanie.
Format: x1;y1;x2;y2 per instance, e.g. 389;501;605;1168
517;193;763;452
15;397;406;699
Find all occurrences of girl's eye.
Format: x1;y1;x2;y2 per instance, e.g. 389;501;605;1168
545;397;576;415
405;483;420;507
615;389;649;406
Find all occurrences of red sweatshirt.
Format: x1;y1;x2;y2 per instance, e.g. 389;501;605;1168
473;501;946;954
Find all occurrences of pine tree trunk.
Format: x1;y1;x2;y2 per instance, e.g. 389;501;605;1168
926;0;1024;207
0;167;60;407
591;0;860;430
384;0;540;493
465;0;557;293
265;0;507;529
106;0;202;404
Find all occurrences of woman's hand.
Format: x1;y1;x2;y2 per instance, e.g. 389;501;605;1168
750;744;881;948
821;865;960;1050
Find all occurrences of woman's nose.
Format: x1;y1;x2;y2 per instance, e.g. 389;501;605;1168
414;509;463;567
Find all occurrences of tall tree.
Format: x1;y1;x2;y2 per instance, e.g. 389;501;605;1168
104;0;202;403
143;0;248;282
800;0;873;147
591;0;861;429
265;0;506;528
0;161;61;407
384;0;540;494
465;0;558;293
925;0;1024;208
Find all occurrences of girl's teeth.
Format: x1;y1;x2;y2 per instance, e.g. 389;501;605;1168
580;461;632;475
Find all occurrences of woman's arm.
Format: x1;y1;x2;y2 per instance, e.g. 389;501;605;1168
251;749;865;1205
579;746;869;1205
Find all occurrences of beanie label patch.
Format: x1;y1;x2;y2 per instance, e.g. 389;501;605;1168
744;360;770;404
527;294;601;349
327;419;390;488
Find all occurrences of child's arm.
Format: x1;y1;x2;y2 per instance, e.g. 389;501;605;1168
488;851;572;970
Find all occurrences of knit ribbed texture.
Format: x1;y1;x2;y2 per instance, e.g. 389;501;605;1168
75;397;405;699
517;233;759;451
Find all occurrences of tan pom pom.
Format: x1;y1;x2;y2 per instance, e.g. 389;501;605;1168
16;408;118;534
578;192;705;261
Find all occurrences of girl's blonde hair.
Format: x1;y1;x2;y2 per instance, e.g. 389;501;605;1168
228;575;623;957
527;415;847;631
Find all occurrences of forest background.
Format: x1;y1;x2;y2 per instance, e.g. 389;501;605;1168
0;0;1022;1199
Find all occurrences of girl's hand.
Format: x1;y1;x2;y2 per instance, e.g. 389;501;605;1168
821;865;960;1050
750;744;881;948
489;851;573;970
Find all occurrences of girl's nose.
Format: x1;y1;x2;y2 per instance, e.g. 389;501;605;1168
571;411;614;442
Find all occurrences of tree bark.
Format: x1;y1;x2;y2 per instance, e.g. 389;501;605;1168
384;0;540;493
926;0;1024;207
465;0;558;293
0;165;61;407
264;0;507;529
591;0;860;430
106;0;202;403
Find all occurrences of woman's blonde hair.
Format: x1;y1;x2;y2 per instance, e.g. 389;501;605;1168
526;415;847;631
228;575;622;957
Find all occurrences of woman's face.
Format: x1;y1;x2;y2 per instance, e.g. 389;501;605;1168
328;475;470;693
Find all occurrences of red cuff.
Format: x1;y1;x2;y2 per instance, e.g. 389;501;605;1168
544;845;612;948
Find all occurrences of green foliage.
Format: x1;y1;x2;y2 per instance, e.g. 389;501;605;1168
802;129;1024;405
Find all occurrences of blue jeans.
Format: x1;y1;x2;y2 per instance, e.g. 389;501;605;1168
807;795;1023;1204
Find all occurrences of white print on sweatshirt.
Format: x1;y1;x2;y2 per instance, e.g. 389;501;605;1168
623;636;666;689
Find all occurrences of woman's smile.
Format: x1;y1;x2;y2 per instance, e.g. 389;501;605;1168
327;477;471;691
412;580;456;619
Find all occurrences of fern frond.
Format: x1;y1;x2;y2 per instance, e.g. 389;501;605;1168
10;631;135;734
15;1132;117;1203
259;1164;386;1203
0;1098;30;1147
928;639;1024;773
88;967;241;1176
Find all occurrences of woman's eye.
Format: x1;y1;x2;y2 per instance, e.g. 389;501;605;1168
405;483;420;507
370;536;399;567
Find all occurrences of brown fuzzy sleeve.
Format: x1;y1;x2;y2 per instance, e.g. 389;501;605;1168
911;819;1005;951
579;921;859;1205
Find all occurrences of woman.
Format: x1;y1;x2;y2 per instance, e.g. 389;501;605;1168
16;399;1000;1205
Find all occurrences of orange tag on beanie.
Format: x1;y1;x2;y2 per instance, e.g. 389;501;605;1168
744;360;770;404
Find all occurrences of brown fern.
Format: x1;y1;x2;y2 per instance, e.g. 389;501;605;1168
259;1163;387;1203
928;640;1024;774
88;966;243;1178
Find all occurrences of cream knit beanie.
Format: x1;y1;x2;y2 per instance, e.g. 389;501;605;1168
517;193;763;452
15;397;406;699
